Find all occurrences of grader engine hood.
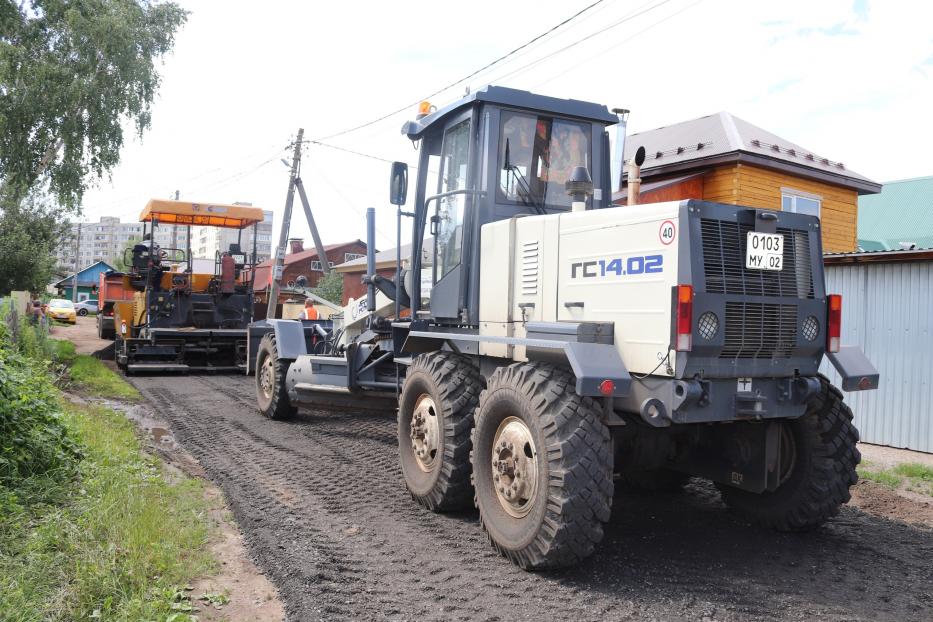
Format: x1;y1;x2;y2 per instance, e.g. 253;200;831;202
480;199;836;380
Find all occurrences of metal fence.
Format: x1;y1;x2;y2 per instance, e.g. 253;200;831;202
820;257;933;453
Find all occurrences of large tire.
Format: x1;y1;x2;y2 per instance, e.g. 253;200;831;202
618;468;689;492
471;362;613;570
97;318;114;340
398;352;483;512
718;375;860;531
255;334;297;420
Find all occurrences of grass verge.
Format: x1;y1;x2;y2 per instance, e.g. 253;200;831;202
68;352;140;401
0;400;214;621
858;461;933;496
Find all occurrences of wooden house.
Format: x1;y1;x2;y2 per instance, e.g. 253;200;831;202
615;112;882;252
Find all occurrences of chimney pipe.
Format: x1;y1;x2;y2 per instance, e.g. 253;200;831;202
627;146;647;207
610;108;629;194
288;238;304;254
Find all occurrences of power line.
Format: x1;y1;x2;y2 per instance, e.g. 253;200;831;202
531;0;704;90
312;0;609;142
309;140;397;165
484;0;674;85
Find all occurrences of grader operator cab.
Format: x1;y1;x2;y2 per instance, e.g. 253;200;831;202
114;199;265;373
253;86;879;570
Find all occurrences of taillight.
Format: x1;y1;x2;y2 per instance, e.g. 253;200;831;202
676;284;693;351
827;294;841;353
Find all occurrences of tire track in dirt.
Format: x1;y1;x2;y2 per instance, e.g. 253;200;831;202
130;373;933;622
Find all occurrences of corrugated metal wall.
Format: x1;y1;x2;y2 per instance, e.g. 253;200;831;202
820;260;933;453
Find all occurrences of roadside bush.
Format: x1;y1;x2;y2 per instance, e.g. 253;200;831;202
0;321;81;490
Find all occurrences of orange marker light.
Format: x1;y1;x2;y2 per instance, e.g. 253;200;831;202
675;284;693;351
827;294;842;353
417;101;433;117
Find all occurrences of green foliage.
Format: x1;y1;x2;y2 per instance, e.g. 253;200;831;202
114;235;142;271
0;0;188;208
0;320;80;487
0;194;67;293
858;461;933;495
892;462;933;481
48;338;77;365
0;402;214;620
69;354;140;401
313;269;344;305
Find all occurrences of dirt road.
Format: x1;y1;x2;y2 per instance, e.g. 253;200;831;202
123;371;933;622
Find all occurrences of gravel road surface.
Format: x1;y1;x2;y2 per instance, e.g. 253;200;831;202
127;372;933;622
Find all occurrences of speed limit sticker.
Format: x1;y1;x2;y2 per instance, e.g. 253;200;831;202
659;220;676;245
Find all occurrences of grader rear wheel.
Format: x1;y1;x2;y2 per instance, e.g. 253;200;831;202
718;375;860;531
471;362;613;570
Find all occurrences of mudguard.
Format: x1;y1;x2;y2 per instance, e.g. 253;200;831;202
266;319;308;360
827;345;880;391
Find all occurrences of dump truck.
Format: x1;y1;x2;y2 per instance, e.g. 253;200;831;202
253;86;878;569
114;199;264;373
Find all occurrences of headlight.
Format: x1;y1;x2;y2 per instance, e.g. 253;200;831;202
802;315;819;342
697;311;719;340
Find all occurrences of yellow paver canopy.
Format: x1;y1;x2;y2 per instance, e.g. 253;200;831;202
140;199;264;229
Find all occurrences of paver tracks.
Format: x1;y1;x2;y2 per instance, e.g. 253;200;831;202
131;373;933;622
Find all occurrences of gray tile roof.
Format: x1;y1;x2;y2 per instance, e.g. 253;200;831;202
623;111;878;190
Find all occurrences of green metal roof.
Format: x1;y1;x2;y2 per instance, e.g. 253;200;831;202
858;176;933;250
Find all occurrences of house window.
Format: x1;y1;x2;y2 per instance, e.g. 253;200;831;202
310;260;336;272
344;253;365;262
781;189;821;218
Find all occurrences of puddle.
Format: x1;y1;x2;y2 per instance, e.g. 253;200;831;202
100;398;177;450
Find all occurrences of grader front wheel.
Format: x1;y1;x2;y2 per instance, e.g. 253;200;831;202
255;334;297;420
471;362;613;570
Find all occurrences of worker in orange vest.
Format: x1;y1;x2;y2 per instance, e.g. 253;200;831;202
301;298;319;320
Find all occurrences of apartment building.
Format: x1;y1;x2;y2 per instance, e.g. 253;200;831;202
191;209;274;263
56;216;189;272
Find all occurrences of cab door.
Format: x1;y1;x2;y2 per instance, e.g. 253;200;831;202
430;113;473;320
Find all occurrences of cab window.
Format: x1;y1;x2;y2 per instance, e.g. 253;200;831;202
497;111;590;210
435;118;471;281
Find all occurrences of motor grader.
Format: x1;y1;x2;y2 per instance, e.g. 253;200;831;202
252;86;878;569
113;199;264;373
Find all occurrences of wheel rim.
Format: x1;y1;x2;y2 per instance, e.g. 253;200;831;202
410;394;440;472
491;416;539;518
258;354;275;400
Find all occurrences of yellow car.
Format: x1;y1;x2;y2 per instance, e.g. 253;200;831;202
47;298;77;324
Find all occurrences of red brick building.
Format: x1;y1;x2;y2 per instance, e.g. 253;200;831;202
334;239;430;305
250;238;367;303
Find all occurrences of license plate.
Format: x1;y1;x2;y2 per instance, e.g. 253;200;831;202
746;232;784;271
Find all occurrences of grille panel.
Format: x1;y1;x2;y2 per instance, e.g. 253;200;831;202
701;219;814;298
721;302;797;359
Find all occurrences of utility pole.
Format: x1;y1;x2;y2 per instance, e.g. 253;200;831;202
71;222;82;302
171;189;179;249
266;128;304;320
295;177;330;274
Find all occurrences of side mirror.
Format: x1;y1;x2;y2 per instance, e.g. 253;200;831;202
390;161;408;206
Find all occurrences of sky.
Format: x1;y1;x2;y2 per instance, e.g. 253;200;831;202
78;0;933;250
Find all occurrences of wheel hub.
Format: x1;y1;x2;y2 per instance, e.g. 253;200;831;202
259;356;274;399
410;394;440;472
491;417;538;518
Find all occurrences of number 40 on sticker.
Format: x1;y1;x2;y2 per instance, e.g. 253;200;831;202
659;220;676;246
